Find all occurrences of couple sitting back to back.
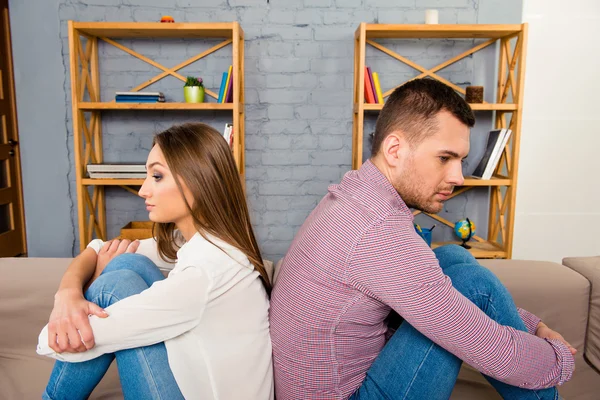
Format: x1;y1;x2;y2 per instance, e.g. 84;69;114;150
37;78;574;400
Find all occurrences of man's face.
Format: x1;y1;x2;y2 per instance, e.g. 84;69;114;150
392;111;470;214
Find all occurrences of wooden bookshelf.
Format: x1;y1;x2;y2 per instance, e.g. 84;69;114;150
352;23;528;258
78;102;235;111
68;21;245;251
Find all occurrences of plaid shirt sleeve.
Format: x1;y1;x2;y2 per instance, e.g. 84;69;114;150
347;213;574;389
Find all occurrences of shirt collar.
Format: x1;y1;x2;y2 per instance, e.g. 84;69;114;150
358;159;413;217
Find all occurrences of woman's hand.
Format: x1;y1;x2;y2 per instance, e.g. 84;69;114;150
96;239;140;275
48;288;108;353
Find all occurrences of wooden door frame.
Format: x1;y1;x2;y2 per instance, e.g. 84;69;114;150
0;0;27;256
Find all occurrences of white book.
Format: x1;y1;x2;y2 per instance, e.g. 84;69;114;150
88;172;147;179
223;123;233;144
87;163;146;173
482;129;512;180
115;91;164;97
471;129;504;179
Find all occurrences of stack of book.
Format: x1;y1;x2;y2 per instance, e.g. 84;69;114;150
217;65;234;103
364;66;383;104
471;128;513;180
115;91;165;103
87;163;146;179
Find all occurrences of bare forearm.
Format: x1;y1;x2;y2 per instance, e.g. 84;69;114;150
57;247;98;293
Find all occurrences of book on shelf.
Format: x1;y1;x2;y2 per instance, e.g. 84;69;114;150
372;72;384;104
217;72;228;103
87;163;146;173
364;66;376;104
221;65;233;104
366;67;377;103
88;172;147;179
223;123;234;149
116;91;164;97
115;91;165;103
471;128;512;180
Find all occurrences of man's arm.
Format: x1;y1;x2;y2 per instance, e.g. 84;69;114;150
349;218;575;390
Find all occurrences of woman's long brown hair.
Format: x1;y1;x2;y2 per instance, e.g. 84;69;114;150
151;122;271;294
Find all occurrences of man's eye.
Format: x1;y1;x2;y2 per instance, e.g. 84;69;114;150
439;156;449;163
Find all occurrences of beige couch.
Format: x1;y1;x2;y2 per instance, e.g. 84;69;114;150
1;256;598;399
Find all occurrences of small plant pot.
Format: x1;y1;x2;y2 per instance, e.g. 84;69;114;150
184;86;204;103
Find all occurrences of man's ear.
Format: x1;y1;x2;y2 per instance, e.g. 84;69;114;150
381;131;407;167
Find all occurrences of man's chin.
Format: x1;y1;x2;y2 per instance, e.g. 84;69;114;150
420;202;444;214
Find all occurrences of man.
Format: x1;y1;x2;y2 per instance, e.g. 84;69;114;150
270;79;575;399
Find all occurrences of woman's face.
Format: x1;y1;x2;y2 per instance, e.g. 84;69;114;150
138;145;195;236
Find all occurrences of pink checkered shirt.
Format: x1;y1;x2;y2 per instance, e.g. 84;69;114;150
269;160;574;399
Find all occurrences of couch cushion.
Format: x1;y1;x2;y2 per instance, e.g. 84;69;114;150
0;257;122;399
562;256;600;371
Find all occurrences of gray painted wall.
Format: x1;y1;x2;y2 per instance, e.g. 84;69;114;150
9;0;522;261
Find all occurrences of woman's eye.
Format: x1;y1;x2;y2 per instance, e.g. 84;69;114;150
152;174;162;181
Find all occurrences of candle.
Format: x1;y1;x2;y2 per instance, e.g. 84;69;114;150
425;9;439;24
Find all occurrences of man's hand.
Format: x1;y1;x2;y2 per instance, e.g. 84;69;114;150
536;322;577;355
96;239;140;274
48;288;108;353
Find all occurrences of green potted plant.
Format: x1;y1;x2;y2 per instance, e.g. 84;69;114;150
183;76;205;103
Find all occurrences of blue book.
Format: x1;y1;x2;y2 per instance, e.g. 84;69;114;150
217;72;228;103
116;98;162;103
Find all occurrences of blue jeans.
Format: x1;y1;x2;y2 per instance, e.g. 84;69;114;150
43;254;184;400
350;245;559;400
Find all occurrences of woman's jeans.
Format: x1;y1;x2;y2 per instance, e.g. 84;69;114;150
43;254;184;400
350;244;559;400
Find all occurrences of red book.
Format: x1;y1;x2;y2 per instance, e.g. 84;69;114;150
367;67;377;103
364;67;376;104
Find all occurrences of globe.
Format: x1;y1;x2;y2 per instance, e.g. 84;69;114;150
454;218;476;246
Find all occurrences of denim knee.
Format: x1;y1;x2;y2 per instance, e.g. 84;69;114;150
445;263;507;302
86;269;149;307
434;244;477;268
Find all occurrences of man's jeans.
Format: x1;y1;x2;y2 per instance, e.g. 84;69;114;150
350;245;559;400
43;254;184;400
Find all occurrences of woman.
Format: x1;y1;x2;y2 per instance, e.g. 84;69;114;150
37;123;273;399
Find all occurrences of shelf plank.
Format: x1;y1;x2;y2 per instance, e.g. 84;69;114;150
431;241;507;258
361;103;517;112
462;177;511;186
73;22;237;38
363;24;523;39
78;102;235;111
82;178;144;186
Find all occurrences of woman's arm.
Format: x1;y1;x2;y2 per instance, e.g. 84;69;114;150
38;265;210;362
47;240;140;354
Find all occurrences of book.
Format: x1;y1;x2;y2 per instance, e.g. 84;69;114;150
471;129;507;180
372;72;384;104
115;91;164;97
222;65;233;104
87;163;146;173
115;98;165;103
366;67;377;103
364;66;376;104
483;128;512;179
217;72;228;103
88;172;147;179
225;72;233;103
223;123;233;145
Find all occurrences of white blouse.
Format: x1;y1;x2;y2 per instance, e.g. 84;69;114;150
37;233;274;400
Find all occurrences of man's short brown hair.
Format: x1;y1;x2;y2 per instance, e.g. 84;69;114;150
371;78;475;156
